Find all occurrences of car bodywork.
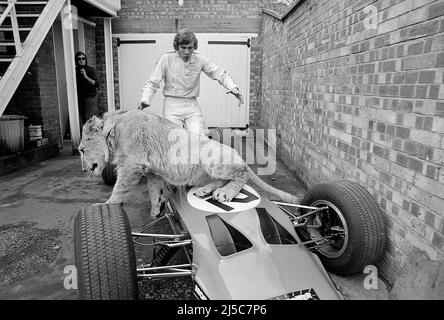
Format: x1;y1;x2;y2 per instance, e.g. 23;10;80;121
139;185;343;300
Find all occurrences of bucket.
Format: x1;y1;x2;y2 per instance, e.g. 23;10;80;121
0;115;26;155
28;125;42;141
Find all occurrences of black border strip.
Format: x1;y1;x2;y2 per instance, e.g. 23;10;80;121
208;41;248;46
119;40;156;44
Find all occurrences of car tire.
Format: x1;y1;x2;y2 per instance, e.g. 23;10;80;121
74;203;138;300
102;162;117;186
298;180;386;276
207;127;224;144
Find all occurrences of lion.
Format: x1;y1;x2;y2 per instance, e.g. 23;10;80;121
79;109;299;217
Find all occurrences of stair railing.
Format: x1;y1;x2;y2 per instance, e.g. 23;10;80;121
0;0;23;56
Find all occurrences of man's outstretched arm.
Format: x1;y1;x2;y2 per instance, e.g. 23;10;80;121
141;55;166;109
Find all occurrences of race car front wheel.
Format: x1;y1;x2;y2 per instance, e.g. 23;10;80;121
298;180;386;276
74;203;138;299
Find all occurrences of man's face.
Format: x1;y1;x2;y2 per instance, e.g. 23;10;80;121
178;43;194;62
77;55;86;66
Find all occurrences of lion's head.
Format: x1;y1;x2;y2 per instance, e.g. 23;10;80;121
79;116;110;177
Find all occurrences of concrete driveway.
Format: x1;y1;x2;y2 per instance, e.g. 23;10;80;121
0;144;390;300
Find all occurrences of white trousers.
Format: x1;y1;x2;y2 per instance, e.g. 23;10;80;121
163;96;206;135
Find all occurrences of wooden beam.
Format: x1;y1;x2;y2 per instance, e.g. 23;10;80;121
104;17;115;112
61;0;81;152
0;0;66;116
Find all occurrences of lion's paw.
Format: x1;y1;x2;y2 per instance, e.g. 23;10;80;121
150;202;166;219
195;186;212;198
213;187;237;203
150;210;160;219
91;202;105;207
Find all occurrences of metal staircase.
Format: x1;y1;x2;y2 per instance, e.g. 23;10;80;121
0;0;65;116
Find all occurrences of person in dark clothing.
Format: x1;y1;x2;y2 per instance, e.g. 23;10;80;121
75;51;99;125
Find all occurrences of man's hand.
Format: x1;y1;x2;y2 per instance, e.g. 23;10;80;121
79;68;96;86
227;88;244;107
140;102;150;110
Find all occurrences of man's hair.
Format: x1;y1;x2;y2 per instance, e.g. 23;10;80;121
75;51;88;66
173;29;198;50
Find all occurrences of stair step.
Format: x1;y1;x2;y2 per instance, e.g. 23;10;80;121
0;42;18;46
0;54;15;59
3;13;40;18
0;1;47;4
15;13;40;18
0;58;13;62
0;27;32;31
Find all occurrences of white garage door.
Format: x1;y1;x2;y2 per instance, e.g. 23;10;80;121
116;33;255;128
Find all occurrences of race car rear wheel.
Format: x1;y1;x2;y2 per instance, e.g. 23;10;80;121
298;180;386;276
102;162;117;186
74;203;138;299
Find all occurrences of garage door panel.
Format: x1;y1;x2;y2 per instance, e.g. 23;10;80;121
117;33;251;128
199;42;248;127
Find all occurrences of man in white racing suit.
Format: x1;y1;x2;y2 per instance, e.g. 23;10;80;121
140;28;244;135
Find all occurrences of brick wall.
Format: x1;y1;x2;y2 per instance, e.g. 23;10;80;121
113;0;263;34
84;23;97;68
110;0;268;123
260;0;444;284
5;29;61;147
91;18;108;115
113;37;120;110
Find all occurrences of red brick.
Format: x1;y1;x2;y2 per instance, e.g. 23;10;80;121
402;199;410;211
428;85;440;98
400;85;415;97
416;85;427;98
428;2;444;20
396;153;409;167
404;72;419;83
436;102;444;116
410;202;420;217
436;52;444;67
403;141;418;155
418;145;434;160
425;165;437;179
418;70;436;83
383;60;397;72
393;72;404;84
407;157;424;173
393;138;403;150
432;232;443;250
424;117;433;130
396;126;410;138
407;41;423;55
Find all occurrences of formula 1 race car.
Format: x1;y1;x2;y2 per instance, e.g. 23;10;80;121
74;179;386;300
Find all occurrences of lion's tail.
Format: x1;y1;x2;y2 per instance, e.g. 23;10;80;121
247;167;300;204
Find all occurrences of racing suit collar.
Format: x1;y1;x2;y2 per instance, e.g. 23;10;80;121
175;51;196;65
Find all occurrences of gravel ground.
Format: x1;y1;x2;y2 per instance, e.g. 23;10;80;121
0;223;61;287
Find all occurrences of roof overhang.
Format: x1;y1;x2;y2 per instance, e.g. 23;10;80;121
72;0;121;17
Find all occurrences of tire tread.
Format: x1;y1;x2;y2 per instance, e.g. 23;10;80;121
74;203;138;300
